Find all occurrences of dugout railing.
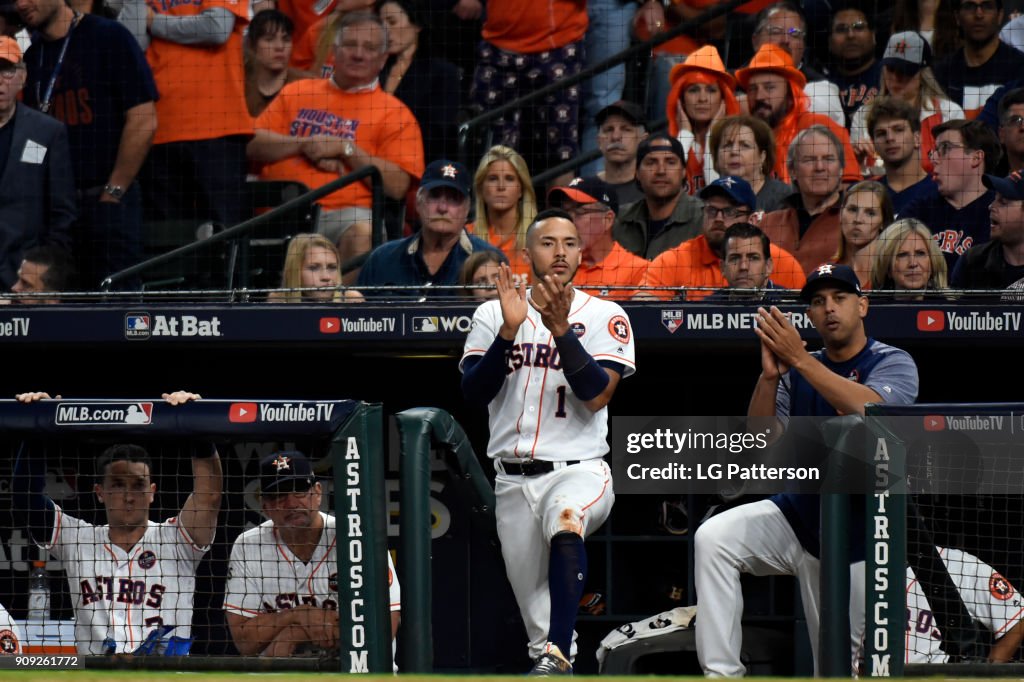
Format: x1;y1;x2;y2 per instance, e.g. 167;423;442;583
101;167;385;294
819;404;1024;677
1;397;392;673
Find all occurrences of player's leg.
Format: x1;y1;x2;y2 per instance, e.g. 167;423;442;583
535;460;614;663
848;560;867;673
694;499;806;677
494;473;550;659
794;549;822;675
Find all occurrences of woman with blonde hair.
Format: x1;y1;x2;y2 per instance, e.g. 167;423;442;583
834;181;894;288
267;233;363;302
472;146;538;286
871;218;949;296
665;45;741;195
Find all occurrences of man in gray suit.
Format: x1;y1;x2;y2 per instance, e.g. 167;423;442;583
0;36;75;289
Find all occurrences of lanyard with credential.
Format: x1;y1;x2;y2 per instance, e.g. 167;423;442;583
36;11;81;115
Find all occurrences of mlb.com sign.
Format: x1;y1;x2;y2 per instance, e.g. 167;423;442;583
411;315;472;333
55;402;154;425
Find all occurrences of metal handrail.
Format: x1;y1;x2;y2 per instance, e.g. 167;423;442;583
101;166;385;291
457;0;754;166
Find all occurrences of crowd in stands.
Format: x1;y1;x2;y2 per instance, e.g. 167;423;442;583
0;0;1023;300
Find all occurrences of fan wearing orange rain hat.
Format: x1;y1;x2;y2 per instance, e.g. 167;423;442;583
665;45;740;196
735;43;862;185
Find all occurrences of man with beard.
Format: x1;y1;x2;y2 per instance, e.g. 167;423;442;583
757;126;846;274
639;176;805;299
866;97;937;213
900;119;1000;269
824;5;881;126
933;0;1024;117
736;43;861;185
357;159;503;297
747;2;844;126
612;135;704;260
461;209;635;675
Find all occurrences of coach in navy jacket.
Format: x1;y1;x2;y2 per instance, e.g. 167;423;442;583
0;36;75;289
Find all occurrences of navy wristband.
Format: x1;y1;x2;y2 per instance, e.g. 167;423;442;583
554;332;610;401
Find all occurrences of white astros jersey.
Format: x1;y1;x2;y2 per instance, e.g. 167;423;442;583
905;548;1024;663
461;288;636;461
224;512;400;621
0;602;23;654
43;505;208;655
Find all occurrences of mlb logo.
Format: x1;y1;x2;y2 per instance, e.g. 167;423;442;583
661;310;684;334
229;403;258;423
125;313;151;340
412;316;439;333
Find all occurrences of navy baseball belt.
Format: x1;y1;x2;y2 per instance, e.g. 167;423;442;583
499;459;582;476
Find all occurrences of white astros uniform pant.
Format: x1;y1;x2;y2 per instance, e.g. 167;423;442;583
694;499;865;677
495;459;614;660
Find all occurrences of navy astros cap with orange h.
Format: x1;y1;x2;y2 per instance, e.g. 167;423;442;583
420;159;472;198
259;450;316;494
800;263;862;302
699;176;757;212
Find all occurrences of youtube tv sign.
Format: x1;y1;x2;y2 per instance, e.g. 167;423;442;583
917;310;944;332
923;415;945;431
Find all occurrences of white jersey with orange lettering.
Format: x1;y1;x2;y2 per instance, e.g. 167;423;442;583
905;547;1024;663
460;287;635;659
0;602;23;654
42;505;208;655
460;288;636;462
223;512;400;629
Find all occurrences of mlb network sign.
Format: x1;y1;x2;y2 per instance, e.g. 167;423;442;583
55;402;154;425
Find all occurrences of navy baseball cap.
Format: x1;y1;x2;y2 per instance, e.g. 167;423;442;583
800;263;863;302
595;99;646;129
636;134;686;166
420;160;472;198
983;170;1024;200
548;176;619;214
259;450;315;494
699;176;757;212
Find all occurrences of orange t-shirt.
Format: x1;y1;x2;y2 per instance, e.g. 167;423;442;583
146;0;252;144
482;0;587;54
255;79;425;211
485;228;532;287
574;242;649;300
290;15;334;78
641;234;806;300
278;0;337;53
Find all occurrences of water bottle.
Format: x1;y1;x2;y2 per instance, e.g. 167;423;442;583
27;560;50;621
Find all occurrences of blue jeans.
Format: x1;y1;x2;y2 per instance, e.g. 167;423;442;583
580;0;636;176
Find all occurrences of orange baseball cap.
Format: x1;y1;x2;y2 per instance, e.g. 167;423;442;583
0;36;22;64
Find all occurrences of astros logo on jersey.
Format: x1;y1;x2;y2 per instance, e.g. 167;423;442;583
608;316;630;344
991;572;1014;600
0;630;18;654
